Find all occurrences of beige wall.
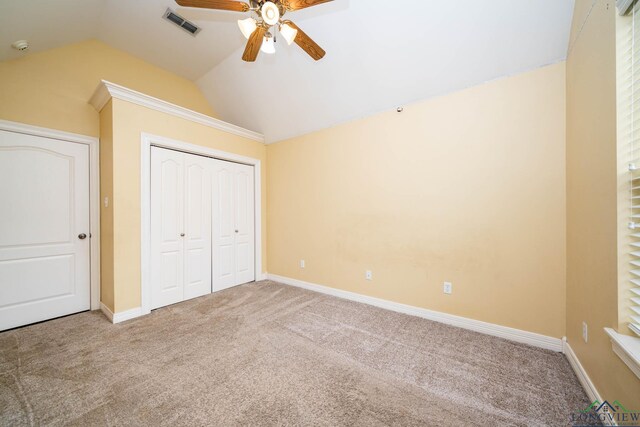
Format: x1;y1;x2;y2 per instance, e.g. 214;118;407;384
0;39;217;137
267;62;567;338
100;100;115;310
104;98;267;312
566;0;640;406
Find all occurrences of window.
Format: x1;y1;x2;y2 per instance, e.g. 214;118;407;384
621;0;640;337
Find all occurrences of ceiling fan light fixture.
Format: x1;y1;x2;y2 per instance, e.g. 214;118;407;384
261;1;280;26
260;36;276;54
280;23;298;45
237;17;257;39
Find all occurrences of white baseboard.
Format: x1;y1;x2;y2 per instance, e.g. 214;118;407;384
100;302;144;324
266;274;564;352
563;340;603;403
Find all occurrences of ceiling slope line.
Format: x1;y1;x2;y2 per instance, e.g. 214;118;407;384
265;60;567;145
567;0;597;57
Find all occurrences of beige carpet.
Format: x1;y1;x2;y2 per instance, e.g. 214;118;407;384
1;280;590;426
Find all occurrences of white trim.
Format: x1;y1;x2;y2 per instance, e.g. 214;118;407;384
563;340;604;404
0;120;101;311
0;119;98;145
89;80;264;143
267;274;564;352
140;133;263;316
605;328;640;380
100;303;144;324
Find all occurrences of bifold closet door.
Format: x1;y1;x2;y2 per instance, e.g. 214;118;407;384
212;159;255;291
150;147;211;309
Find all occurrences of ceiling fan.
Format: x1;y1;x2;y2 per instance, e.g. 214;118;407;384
175;0;331;62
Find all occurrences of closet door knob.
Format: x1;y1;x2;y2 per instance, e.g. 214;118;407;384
180;233;185;237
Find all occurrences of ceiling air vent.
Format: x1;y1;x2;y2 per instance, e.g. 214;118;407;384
163;8;201;36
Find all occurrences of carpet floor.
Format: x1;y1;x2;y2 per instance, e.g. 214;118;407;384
1;280;590;426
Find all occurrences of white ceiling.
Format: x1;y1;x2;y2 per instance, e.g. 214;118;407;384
1;0;575;143
0;0;247;79
196;0;575;142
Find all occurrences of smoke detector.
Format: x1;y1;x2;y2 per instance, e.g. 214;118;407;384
11;40;29;51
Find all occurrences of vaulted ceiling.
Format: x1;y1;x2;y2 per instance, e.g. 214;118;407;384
1;0;575;143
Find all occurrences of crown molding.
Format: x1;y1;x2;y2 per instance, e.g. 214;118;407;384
89;80;264;143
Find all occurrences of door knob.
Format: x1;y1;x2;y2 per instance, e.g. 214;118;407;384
180;233;185;237
235;230;239;233
78;233;87;240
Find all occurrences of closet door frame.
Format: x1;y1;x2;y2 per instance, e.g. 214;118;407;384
140;133;262;316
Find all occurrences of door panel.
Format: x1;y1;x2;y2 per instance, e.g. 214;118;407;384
183;154;211;300
151;147;184;309
212;160;255;291
234;163;255;285
160;250;181;292
0;131;90;331
213;162;237;290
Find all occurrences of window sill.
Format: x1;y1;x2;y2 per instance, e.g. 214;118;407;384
604;328;640;380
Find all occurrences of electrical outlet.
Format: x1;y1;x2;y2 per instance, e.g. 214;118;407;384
300;260;305;269
443;282;452;295
365;270;373;280
582;322;588;343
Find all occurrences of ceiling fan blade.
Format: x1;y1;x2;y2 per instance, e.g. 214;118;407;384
284;0;333;11
242;26;267;62
285;21;326;61
175;0;250;12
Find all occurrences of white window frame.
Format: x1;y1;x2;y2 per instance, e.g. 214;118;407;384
610;0;640;379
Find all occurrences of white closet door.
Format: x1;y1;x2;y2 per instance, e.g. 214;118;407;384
151;147;184;309
234;163;255;285
212;160;255;291
183;153;212;301
0;131;90;331
212;160;236;290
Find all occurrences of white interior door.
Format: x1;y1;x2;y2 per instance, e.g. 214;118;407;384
151;147;212;309
212;160;235;290
0;131;90;331
234;163;255;285
183;153;212;301
212;159;255;291
151;147;184;309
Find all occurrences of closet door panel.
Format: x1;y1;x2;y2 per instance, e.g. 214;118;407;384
151;147;184;309
234;163;255;285
213;161;236;290
183;154;212;300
